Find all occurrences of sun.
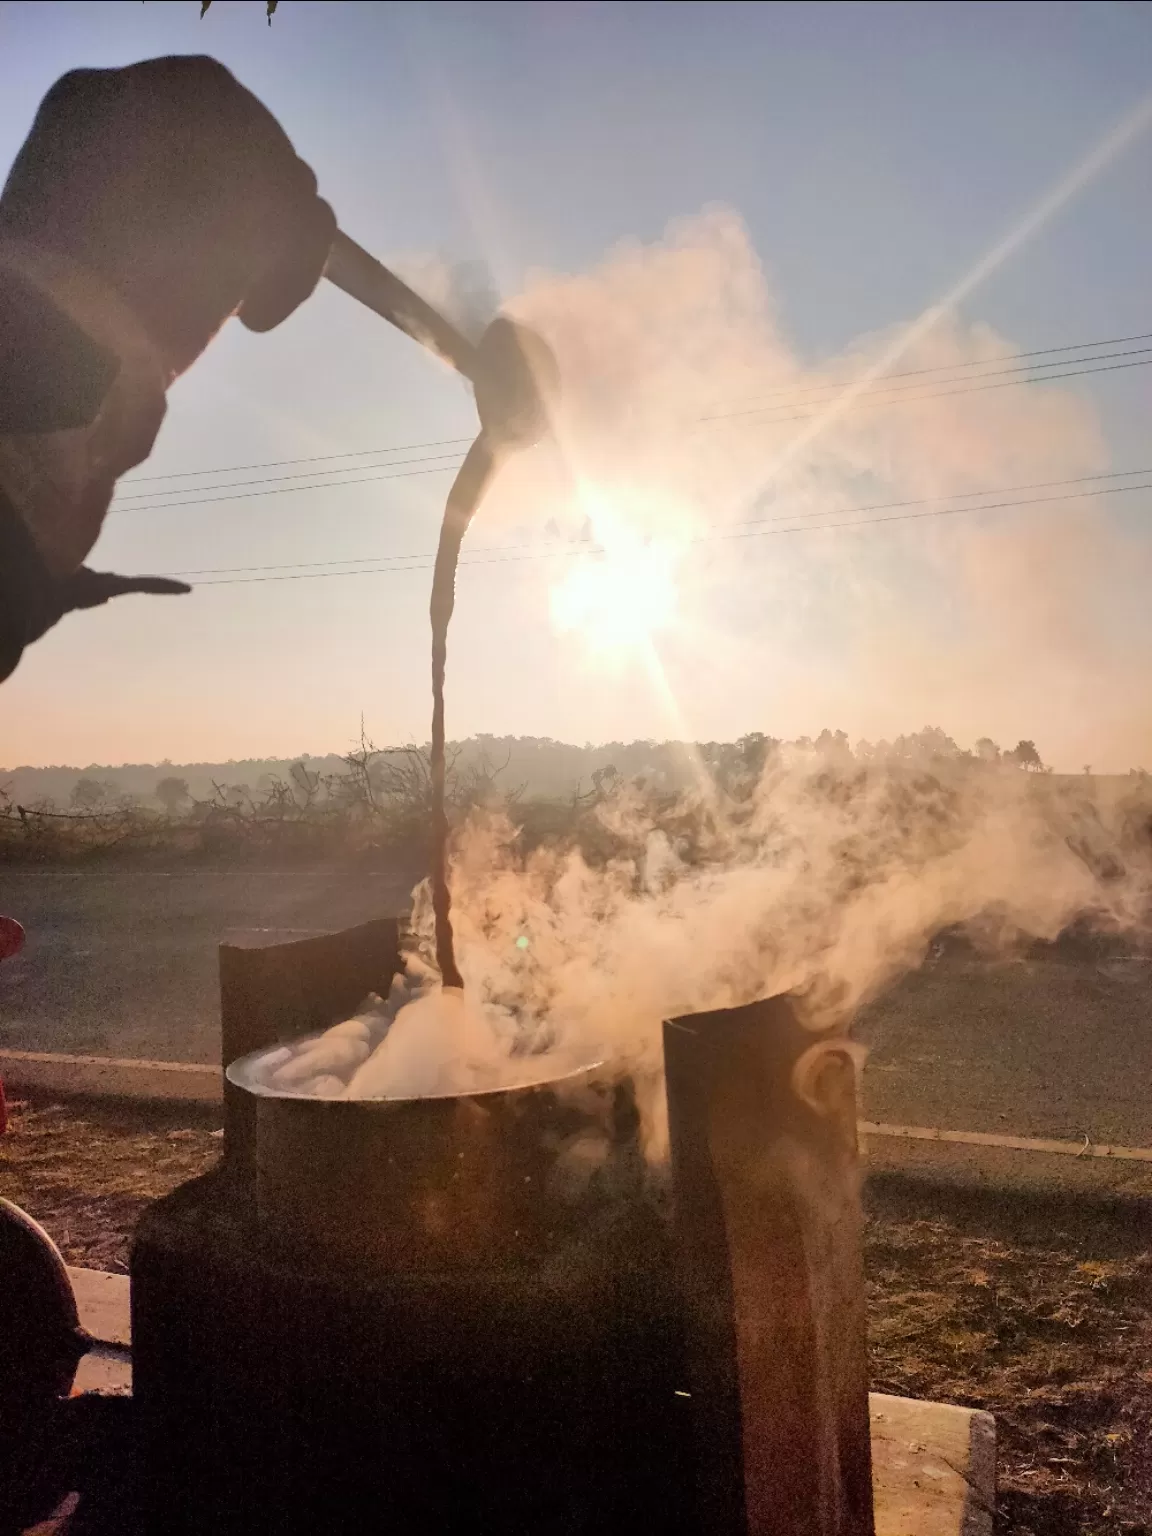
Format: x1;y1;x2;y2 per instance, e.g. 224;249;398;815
550;531;678;658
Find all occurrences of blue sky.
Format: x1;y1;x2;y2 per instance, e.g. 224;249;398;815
2;0;1150;769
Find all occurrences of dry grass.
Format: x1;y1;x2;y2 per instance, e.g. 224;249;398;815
4;1097;1152;1533
867;1204;1152;1535
0;1097;219;1273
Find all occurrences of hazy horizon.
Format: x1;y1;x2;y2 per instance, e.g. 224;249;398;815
3;2;1151;773
2;727;1130;811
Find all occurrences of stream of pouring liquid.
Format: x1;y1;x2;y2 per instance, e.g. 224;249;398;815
429;434;498;990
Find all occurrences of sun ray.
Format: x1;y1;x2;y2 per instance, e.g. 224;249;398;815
638;636;720;807
754;88;1152;490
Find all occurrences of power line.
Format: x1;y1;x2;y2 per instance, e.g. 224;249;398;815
119;434;474;485
108;460;463;518
163;465;1152;578
112;324;1152;497
112;448;465;504
721;463;1152;533
701;353;1152;426
706;334;1152;413
178;472;1152;587
110;351;1152;520
707;477;1152;544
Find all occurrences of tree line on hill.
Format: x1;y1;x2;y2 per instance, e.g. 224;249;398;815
2;726;1148;869
0;724;1064;819
3;726;1122;820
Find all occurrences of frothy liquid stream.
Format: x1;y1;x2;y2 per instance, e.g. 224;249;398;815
430;433;496;989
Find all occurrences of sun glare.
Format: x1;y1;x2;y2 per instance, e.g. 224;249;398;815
550;521;679;659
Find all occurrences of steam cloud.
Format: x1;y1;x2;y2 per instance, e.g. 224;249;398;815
485;208;1149;770
241;750;1150;1160
428;755;1149;1151
240;210;1151;1131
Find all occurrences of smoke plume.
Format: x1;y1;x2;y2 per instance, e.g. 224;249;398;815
478;208;1149;769
240;747;1150;1163
240;210;1152;1135
417;754;1150;1151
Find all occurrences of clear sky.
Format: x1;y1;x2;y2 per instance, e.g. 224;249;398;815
2;0;1151;771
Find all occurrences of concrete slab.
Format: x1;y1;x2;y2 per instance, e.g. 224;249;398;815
865;1124;1152;1202
68;1265;130;1347
863;1118;1152;1164
872;1393;995;1536
62;1269;996;1528
72;1346;132;1397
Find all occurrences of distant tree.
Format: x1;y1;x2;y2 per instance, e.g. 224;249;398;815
1007;740;1044;772
737;732;780;777
907;726;962;761
590;764;620;797
71;777;113;812
290;762;322;807
975;737;1001;763
1084;765;1092;777
155;776;191;816
813;729;851;765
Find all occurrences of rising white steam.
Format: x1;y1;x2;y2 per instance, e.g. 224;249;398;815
238;209;1152;1126
240;750;1150;1162
476;208;1150;769
432;757;1148;1121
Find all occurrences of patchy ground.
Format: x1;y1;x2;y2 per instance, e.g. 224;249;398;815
867;1196;1152;1536
4;1096;1152;1534
0;1096;220;1272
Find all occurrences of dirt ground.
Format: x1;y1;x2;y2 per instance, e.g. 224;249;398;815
867;1181;1152;1536
3;1095;1152;1535
0;1096;222;1272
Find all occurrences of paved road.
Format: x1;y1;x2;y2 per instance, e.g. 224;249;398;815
855;949;1152;1147
1;870;1150;1145
0;868;417;1064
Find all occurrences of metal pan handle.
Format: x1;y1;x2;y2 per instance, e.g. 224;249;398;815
324;231;480;383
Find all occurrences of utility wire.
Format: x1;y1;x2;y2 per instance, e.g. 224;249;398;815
108;460;463;517
705;336;1152;413
163;464;1152;578
120;434;474;484
700;353;1152;425
177;474;1152;587
707;477;1152;544
112;448;464;503
112;325;1152;499
108;350;1152;519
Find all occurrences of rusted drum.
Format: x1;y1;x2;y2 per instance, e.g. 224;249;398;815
229;1054;630;1273
137;1063;689;1535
